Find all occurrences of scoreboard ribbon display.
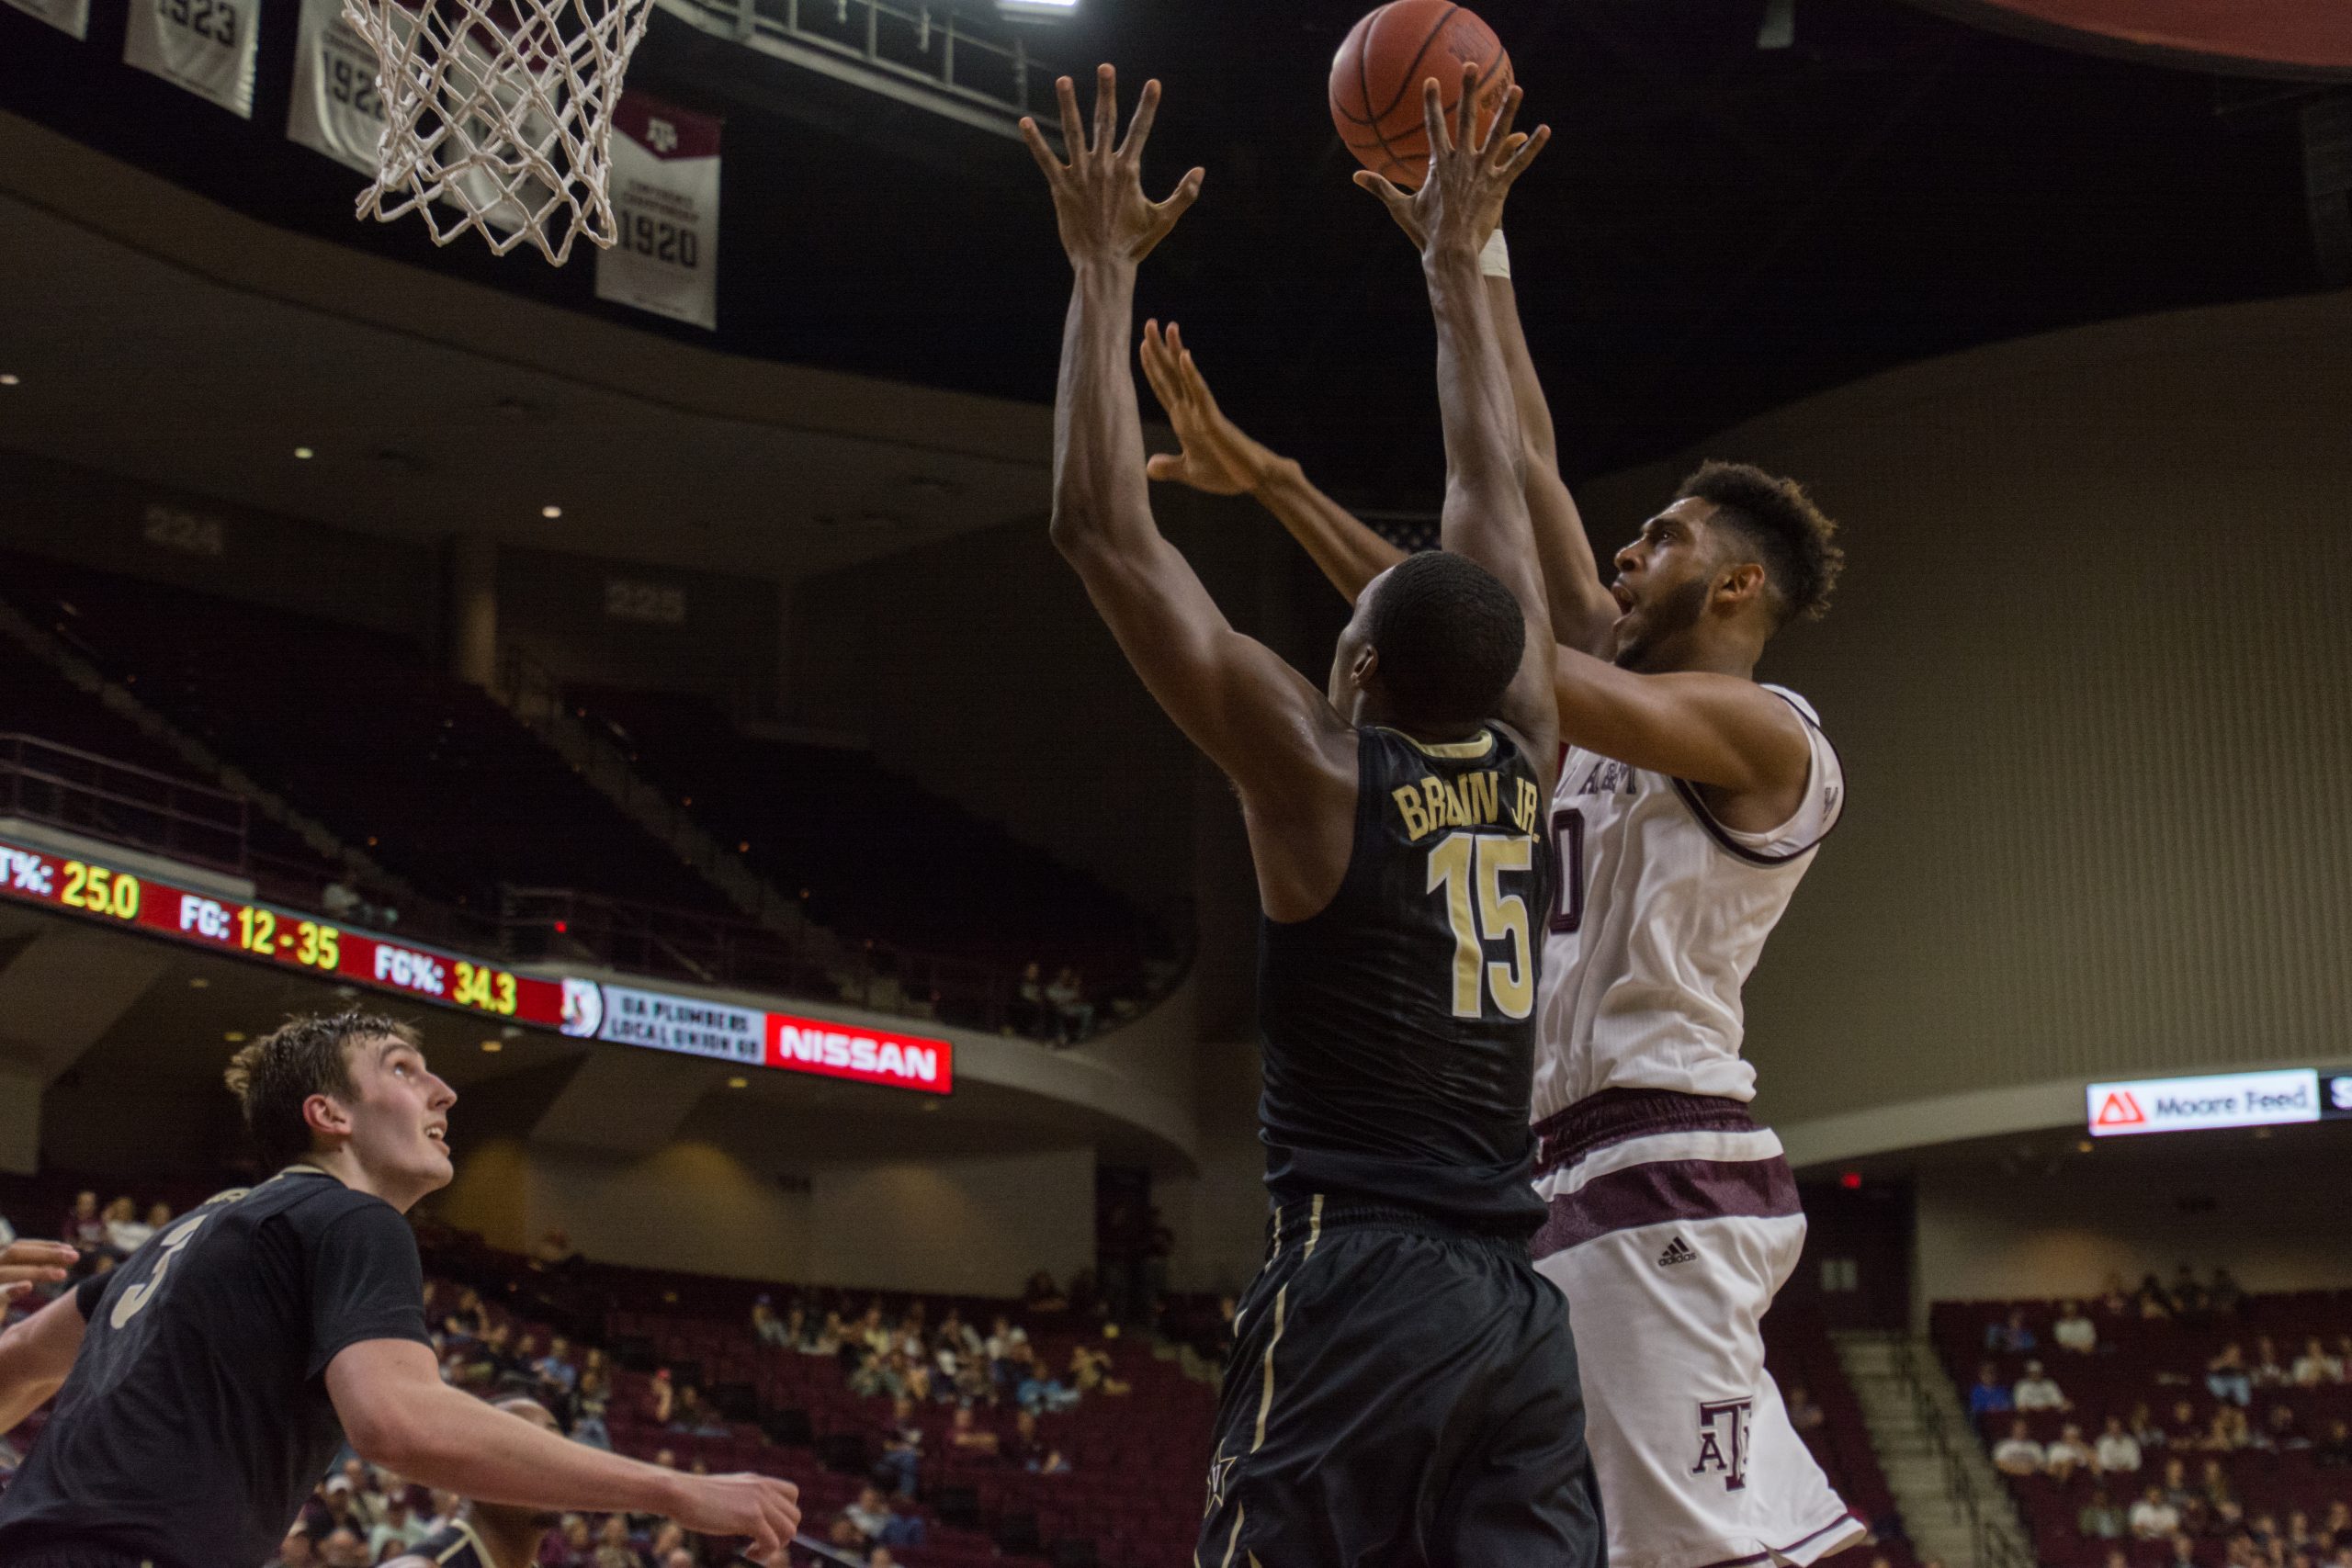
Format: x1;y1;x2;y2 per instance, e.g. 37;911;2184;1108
0;835;951;1095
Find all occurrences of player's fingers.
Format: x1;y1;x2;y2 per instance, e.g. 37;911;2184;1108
1092;63;1118;156
1454;62;1480;151
1422;77;1451;158
1018;117;1065;182
2;1242;80;1267
1139;337;1182;412
1498;123;1552;185
1155;166;1205;224
1055;76;1085;157
1120;77;1160;161
1145;454;1186;482
1486;83;1524;158
1352;168;1411;216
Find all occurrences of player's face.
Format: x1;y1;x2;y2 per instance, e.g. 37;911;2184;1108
1609;499;1719;671
341;1037;458;1196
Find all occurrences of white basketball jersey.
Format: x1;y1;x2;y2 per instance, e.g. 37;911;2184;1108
1531;686;1843;1122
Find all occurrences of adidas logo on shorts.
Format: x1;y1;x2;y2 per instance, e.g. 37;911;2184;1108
1656;1235;1699;1268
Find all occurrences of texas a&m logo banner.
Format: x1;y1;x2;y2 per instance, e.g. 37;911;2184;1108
595;91;722;331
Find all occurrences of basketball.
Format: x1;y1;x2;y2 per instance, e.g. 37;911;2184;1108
1330;1;1515;186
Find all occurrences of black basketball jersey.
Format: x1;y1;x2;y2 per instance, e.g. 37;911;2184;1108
0;1167;434;1568
1257;722;1552;1234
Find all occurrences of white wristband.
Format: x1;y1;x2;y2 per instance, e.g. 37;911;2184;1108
1479;229;1511;279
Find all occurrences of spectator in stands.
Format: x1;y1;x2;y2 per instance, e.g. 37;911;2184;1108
2167;1533;2201;1568
319;1527;369;1567
984;1314;1028;1385
2314;1418;2352;1468
536;1336;578;1394
2169;1400;2206;1448
1785;1382;1826;1434
266;1524;315;1568
1045;966;1094;1043
875;1395;923;1498
1995;1418;2047;1477
2160;1458;2198;1520
2016;1359;2071;1411
1012;962;1049;1041
1987;1307;2039;1354
2209;1267;2244;1316
2050;1423;2096;1482
645;1367;675;1424
99;1196;154;1255
1069;1342;1129;1396
2081;1488;2128;1540
2254;1337;2292;1389
844;1485;891;1544
2336;1336;2352;1382
2323;1504;2350;1547
2134;1485;2186;1540
304;1474;369;1542
368;1491;432;1558
1009;1409;1048;1471
2100;1273;2133;1319
2294;1337;2344;1388
1969;1361;2014;1417
752;1295;789;1349
62;1190;104;1250
947;1404;998;1458
1012;1343;1079;1415
2054;1301;2099;1355
2098;1416;2144;1475
2202;1406;2254;1451
2263;1404;2310;1451
2170;1265;2211;1322
550;1515;595;1567
2138;1274;2176;1320
572;1359;613;1450
2200;1459;2236;1512
2211;1343;2256;1406
590;1512;639;1568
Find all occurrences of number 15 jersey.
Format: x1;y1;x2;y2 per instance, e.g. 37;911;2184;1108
1258;723;1553;1235
1532;685;1845;1123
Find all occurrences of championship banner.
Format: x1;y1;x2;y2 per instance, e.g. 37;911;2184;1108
3;0;90;40
596;92;721;331
288;0;389;174
124;0;262;118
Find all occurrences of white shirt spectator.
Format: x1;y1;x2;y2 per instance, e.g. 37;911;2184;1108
2015;1362;2070;1411
2053;1305;2098;1354
2131;1496;2183;1540
2096;1429;2143;1475
2292;1343;2343;1388
2049;1427;2096;1474
1995;1434;2048;1477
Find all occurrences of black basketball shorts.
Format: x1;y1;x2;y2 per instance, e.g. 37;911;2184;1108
1195;1196;1605;1568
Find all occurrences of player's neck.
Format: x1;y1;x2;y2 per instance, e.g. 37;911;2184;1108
468;1516;547;1568
303;1146;426;1213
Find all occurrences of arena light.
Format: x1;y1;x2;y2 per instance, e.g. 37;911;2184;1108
0;373;19;387
541;503;563;519
294;446;315;460
997;0;1078;20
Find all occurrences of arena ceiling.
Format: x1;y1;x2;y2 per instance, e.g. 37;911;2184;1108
0;0;2336;527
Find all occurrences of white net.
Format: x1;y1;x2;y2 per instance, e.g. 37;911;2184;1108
343;0;656;265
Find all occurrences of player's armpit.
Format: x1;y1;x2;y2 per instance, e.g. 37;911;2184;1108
0;1290;90;1432
1552;644;1812;813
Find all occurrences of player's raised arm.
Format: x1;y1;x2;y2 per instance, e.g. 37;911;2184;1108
1138;321;1406;603
1023;68;1354;895
1359;73;1557;771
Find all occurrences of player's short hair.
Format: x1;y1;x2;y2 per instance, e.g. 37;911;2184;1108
1363;550;1526;728
1675;460;1843;627
223;1011;418;1168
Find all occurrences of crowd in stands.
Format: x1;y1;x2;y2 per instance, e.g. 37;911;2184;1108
1936;1269;2352;1568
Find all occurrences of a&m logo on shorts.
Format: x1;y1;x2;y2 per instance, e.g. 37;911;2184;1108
1692;1397;1753;1492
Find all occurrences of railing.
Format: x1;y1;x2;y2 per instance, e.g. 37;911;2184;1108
662;0;1054;132
0;733;249;873
1893;1338;2037;1568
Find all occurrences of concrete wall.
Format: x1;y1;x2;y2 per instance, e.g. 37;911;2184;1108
807;1147;1092;1298
1566;288;2352;1155
1915;1145;2352;1315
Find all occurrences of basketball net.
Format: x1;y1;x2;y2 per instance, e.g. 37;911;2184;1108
343;0;655;264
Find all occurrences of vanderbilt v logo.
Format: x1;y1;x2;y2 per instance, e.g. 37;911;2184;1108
1692;1397;1754;1492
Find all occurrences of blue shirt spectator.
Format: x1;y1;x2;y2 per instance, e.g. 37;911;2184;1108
1985;1308;2038;1354
1970;1362;2016;1417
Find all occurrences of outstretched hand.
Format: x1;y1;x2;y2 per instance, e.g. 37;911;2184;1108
1138;321;1282;496
1023;65;1205;269
1353;66;1546;257
0;1240;76;1304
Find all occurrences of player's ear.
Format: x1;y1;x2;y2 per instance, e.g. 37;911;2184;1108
1350;642;1381;693
302;1090;355;1142
1714;560;1767;613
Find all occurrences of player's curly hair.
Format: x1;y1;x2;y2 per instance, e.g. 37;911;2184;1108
1363;550;1526;729
224;1011;417;1168
1675;460;1843;627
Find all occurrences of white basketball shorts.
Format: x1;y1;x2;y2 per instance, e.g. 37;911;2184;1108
1530;1089;1867;1568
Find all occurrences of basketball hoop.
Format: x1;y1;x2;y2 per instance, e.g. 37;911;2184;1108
343;0;655;264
